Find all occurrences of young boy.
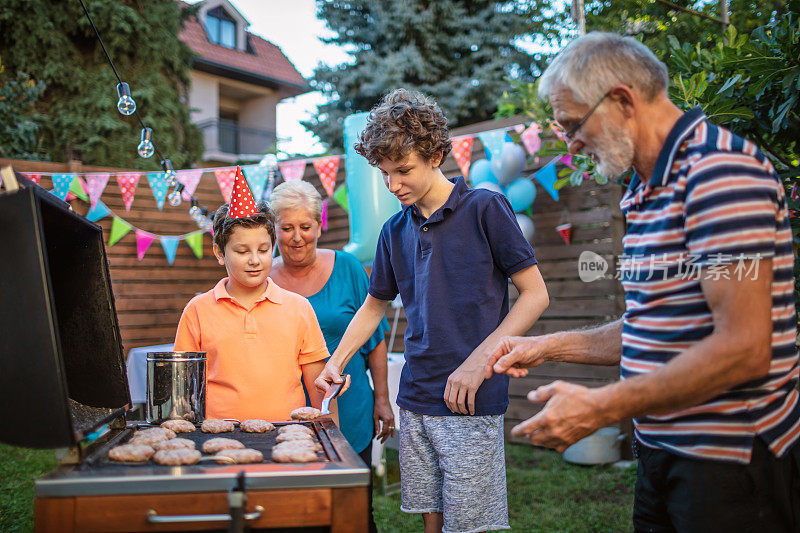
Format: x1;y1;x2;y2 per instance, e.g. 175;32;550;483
174;169;329;421
315;89;549;533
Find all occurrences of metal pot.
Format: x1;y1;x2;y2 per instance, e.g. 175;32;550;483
146;352;206;424
562;426;626;465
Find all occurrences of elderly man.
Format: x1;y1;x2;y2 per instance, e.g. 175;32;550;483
487;32;800;531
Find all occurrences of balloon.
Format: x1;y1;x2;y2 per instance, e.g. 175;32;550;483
505;178;537;212
516;214;535;242
491;142;527;185
469;159;498;186
475;181;503;194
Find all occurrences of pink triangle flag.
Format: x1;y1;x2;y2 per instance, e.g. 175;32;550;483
135;230;156;260
313;156;340;197
84;173;110;208
116;173;141;211
279;159;307;182
521;123;542;155
22;173;41;185
451;135;474;178
178;169;203;201
214;167;237;203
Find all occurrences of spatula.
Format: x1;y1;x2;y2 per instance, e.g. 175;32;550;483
320;374;348;416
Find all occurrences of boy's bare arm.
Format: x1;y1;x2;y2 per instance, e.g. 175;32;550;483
314;295;390;393
445;264;550;414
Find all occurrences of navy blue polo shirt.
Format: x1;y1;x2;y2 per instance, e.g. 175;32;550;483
368;176;538;416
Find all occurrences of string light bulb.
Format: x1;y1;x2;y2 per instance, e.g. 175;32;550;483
116;82;136;115
137;127;154;158
167;183;185;207
161;159;177;187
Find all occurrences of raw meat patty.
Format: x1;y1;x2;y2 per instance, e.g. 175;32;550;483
290;407;321;420
160;419;196;433
276;431;313;443
153;438;195;451
278;424;313;436
240;419;275;433
271;442;318;463
274;436;322;452
202;437;245;454
201;419;235;433
215;448;263;464
152;448;201;466
108;443;154;463
129;427;176;446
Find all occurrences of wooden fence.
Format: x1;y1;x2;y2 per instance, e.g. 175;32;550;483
1;114;627;446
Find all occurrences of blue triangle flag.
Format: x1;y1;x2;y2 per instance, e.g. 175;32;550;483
52;173;75;201
242;165;269;200
477;131;506;160
160;236;180;265
86;200;111;222
146;172;169;210
534;160;559;201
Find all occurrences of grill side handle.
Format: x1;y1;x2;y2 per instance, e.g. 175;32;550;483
145;506;264;524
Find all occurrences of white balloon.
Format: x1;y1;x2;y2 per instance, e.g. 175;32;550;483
515;214;535;242
491;143;527;185
475;181;503;194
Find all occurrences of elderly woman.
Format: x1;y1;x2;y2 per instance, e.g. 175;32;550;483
270;180;393;529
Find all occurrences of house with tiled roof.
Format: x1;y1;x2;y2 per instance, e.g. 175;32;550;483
179;0;308;164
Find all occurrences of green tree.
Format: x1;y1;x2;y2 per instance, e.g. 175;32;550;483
0;0;202;169
304;0;570;151
0;56;46;160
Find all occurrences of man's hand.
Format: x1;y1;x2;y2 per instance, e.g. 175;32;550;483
373;398;395;443
444;354;487;415
510;380;612;452
314;360;350;395
486;335;550;379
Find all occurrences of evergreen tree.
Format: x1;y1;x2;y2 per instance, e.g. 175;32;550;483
304;0;568;151
0;0;203;168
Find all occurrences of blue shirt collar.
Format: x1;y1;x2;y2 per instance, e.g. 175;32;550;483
406;176;467;222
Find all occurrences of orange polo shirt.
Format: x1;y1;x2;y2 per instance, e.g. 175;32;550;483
174;278;328;420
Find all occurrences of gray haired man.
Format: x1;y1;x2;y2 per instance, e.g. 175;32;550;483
487;32;800;532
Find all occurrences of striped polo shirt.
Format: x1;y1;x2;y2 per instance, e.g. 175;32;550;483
619;106;800;464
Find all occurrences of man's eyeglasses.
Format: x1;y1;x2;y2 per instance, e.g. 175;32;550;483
554;91;611;143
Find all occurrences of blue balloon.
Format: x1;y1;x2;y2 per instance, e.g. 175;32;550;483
506;178;537;212
469;159;498;186
491;142;527;185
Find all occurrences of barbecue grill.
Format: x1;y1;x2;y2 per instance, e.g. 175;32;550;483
0;178;369;532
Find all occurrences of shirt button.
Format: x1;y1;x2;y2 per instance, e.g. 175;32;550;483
423;227;428;231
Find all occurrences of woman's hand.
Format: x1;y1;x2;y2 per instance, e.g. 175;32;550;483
373;397;395;443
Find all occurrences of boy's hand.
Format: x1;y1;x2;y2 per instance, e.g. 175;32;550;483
485;335;550;379
444;355;487;415
315;360;350;395
373;398;395;443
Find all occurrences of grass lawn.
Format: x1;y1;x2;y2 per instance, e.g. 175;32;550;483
1;442;635;532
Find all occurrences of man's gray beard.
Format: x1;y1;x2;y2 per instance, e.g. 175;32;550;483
594;120;635;179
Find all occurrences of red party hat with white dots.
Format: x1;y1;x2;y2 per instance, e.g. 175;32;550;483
227;166;259;219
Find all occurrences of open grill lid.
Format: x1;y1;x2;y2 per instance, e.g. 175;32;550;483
0;183;131;448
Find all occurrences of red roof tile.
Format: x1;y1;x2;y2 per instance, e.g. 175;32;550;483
178;3;307;94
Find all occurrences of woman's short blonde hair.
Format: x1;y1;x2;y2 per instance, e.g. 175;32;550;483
270;180;323;222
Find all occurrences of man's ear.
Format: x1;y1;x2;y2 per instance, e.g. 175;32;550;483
609;85;636;119
213;243;224;265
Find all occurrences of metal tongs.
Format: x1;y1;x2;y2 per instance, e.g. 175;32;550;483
320;374;349;415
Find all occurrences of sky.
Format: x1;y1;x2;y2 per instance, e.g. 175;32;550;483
187;0;350;156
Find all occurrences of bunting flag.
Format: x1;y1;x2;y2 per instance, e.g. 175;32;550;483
185;231;204;258
521;123;542;156
146;172;170;210
178;169;203;201
279;159;306;181
332;183;349;213
556;223;573;245
477;131;506;160
313;156;340;197
86;200;111;222
451;135;474;178
22;173;41;184
214;167;236;203
549;123;568;143
242;164;269;201
67;176;89;202
534;160;559;201
321;199;329;231
108;217;133;246
84;173;110;208
514;124;526;134
52;173;75;201
160;236;180;265
135;230;156;260
116;172;141;211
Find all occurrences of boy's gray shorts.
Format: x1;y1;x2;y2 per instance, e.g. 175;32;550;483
398;408;510;533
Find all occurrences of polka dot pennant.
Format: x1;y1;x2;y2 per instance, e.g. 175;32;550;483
242;164;269;200
451;135;474;178
146;172;169;211
22;173;41;185
520;123;542;156
227;166;259;219
279;159;307;182
178;169;203;201
84;173;110;208
51;173;75;201
214;167;236;203
313;155;340;197
116;173;141;211
477;130;506;161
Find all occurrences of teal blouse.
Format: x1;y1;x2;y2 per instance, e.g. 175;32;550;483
307;250;390;454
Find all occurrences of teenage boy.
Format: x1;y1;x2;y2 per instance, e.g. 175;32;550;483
316;89;549;533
